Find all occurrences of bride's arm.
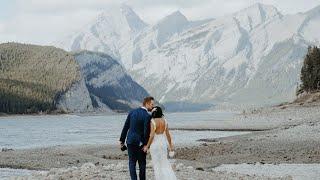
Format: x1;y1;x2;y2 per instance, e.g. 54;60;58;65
165;124;174;151
146;122;155;149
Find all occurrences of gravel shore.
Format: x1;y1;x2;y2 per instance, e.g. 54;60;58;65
1;102;320;179
10;162;292;180
176;103;320;167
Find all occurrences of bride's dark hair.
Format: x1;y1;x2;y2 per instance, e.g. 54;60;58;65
152;106;164;118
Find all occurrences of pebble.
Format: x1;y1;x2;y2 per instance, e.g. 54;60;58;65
1;148;14;152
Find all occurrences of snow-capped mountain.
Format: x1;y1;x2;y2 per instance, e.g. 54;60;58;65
57;4;147;60
129;3;320;106
120;10;210;68
57;3;320;107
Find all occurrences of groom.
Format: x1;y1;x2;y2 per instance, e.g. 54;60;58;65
119;96;154;180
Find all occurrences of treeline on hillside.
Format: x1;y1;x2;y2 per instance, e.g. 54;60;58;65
0;43;80;114
297;46;320;95
0;79;54;113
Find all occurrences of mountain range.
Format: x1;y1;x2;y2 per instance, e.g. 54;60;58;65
57;3;320;108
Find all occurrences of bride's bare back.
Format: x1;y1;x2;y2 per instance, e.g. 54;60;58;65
146;118;174;153
152;118;167;134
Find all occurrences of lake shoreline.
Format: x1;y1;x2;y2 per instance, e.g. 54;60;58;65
2;102;320;179
171;128;267;132
0;111;119;118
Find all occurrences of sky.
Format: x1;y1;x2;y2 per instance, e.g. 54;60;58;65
0;0;319;45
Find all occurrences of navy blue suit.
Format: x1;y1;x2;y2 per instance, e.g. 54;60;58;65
120;107;151;180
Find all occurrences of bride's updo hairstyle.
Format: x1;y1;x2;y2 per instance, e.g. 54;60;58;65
152;106;164;118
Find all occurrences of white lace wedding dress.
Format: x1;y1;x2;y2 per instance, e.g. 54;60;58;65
149;119;177;180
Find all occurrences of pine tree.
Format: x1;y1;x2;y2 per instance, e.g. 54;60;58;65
300;46;320;93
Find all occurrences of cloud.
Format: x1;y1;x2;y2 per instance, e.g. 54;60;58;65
0;0;319;45
1;10;99;44
0;23;4;33
16;0;123;13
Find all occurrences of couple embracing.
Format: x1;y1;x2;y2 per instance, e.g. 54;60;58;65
119;96;177;180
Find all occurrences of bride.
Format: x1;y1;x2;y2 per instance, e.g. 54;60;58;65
143;106;177;180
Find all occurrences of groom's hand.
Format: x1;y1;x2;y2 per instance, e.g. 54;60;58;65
119;141;124;148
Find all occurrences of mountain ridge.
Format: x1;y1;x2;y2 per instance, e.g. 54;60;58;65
56;3;320;107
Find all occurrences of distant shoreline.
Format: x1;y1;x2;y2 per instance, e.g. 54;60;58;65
171;128;267;132
0;111;121;118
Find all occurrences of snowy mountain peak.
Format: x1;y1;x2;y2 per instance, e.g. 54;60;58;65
245;3;280;14
156;11;188;26
304;4;320;16
95;5;147;33
231;3;282;31
120;3;134;13
120;4;148;33
243;3;281;19
57;5;147;59
167;11;187;20
153;11;190;46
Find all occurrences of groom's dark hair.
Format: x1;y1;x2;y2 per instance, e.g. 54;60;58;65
143;96;154;106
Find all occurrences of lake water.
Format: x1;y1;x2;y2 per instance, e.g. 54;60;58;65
0;111;250;179
0;168;42;180
0;111;247;149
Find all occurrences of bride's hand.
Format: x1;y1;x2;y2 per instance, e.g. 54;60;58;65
142;145;148;153
169;151;175;158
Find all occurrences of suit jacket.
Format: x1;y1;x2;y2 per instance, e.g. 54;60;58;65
120;107;151;146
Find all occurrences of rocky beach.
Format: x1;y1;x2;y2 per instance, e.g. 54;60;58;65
1;1;320;179
1;99;320;179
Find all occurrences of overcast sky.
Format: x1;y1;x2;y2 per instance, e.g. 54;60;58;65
0;0;319;45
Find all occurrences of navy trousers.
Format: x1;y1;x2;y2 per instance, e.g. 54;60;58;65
127;144;146;180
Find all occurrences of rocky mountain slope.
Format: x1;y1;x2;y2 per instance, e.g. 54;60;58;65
73;51;150;112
